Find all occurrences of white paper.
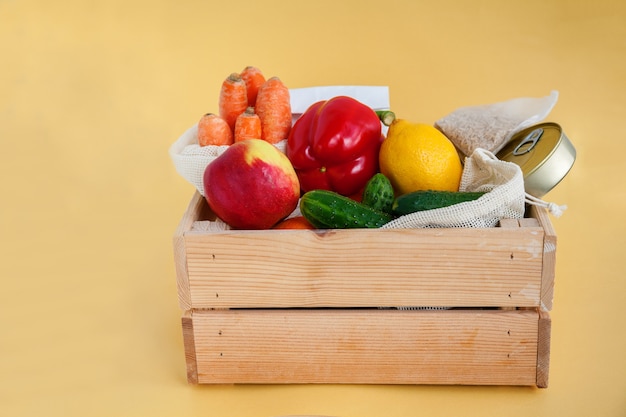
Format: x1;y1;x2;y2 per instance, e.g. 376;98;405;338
289;86;390;114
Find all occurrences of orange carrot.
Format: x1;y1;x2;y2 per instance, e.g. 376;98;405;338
255;76;292;144
240;66;266;107
197;113;233;146
218;73;248;131
234;107;262;143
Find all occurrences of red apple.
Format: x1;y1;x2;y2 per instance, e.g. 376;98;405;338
203;139;301;229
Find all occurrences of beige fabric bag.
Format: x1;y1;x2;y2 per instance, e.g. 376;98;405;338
434;91;559;157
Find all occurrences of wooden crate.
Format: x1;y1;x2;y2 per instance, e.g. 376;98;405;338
173;192;556;387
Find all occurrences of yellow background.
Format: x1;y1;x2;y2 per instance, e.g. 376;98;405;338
1;0;625;416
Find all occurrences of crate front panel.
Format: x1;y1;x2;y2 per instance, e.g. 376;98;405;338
183;308;543;386
183;226;545;309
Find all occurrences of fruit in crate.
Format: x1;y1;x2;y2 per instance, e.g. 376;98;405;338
379;120;463;195
203;139;300;229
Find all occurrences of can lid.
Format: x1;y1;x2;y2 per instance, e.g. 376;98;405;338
496;122;576;197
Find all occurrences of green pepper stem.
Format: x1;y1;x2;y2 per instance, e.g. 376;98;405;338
375;110;396;126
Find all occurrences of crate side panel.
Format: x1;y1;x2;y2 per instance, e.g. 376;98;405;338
529;205;557;311
181;310;198;384
536;309;552;388
190;308;540;385
184;227;544;308
173;192;206;311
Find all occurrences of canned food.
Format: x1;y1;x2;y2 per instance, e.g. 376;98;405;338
496;122;576;197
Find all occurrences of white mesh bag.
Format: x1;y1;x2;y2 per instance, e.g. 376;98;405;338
382;148;526;229
383;148;566;229
168;123;287;196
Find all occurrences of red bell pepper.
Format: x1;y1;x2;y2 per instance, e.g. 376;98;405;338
286;96;384;196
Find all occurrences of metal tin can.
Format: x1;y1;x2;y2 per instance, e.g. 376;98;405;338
496;122;576;197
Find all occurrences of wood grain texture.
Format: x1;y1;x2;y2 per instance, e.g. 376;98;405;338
173;194;557;310
181;310;198;384
184;225;545;309
173;192;205;310
173;192;217;310
536;308;552;388
529;205;557;311
186;308;541;386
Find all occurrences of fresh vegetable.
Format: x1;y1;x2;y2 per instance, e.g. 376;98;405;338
197;113;234;146
219;73;249;131
286;96;390;196
392;190;487;215
199;67;291;147
300;189;394;229
203;139;300;230
255;76;292;144
362;173;395;214
234;107;262;142
240;66;266;107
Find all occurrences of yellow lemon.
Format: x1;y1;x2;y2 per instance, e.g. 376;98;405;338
379;120;462;195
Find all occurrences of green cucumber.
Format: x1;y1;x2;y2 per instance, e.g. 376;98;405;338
392;190;486;215
300;189;394;229
361;173;395;214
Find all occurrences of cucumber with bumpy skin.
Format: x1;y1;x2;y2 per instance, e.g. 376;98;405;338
362;173;395;214
300;189;394;229
392;190;486;215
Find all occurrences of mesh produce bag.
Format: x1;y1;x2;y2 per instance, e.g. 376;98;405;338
382;148;564;229
168;124;287;197
434;91;559;156
383;148;524;228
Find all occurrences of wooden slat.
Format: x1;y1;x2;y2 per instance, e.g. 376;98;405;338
183;225;544;309
519;217;540;228
536;309;552;388
173;192;206;310
181;310;198;384
498;218;521;228
528;205;557;311
187;308;540;386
